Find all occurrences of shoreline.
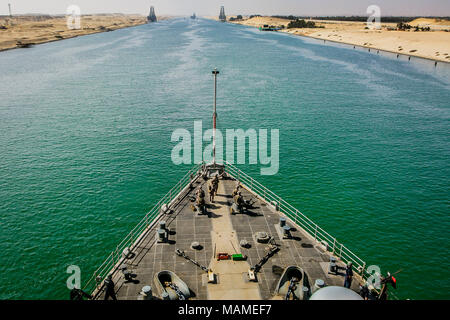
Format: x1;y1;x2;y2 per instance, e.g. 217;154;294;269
225;16;450;64
0;14;171;53
287;30;450;65
0;25;140;53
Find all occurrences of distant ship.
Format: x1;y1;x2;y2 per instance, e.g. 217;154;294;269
147;6;157;23
219;6;226;22
191;13;196;20
77;69;399;301
259;25;281;31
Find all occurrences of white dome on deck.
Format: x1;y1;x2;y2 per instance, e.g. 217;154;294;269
309;286;363;300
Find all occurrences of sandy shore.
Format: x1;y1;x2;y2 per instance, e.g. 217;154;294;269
227;16;450;63
0;14;170;52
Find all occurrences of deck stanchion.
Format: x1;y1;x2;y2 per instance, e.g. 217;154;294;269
94;272;100;289
110;252;114;274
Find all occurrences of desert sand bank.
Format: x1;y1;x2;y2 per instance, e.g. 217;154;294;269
0;14;170;52
227;16;450;63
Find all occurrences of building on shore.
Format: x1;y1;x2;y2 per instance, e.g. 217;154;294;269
219;6;226;22
147;6;157;23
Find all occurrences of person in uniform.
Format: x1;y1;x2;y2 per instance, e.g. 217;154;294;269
344;262;353;289
104;275;117;300
196;193;205;205
234;192;245;212
233;193;240;206
70;288;92;300
359;283;369;300
195;187;206;213
208;184;214;202
232;185;240;197
211;176;219;196
213;183;218;198
195;187;205;202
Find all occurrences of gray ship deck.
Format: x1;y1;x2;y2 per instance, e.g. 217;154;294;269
94;171;362;300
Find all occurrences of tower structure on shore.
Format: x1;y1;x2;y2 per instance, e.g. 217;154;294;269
219;6;226;22
8;3;12;17
147;6;157;23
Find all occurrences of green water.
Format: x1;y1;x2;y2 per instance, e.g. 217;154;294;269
0;18;449;299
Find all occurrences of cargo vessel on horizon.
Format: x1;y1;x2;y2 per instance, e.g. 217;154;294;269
147;6;157;23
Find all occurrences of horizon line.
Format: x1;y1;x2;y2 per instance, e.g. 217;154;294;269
1;13;450;18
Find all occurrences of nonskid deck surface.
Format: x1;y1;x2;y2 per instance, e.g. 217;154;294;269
97;176;361;300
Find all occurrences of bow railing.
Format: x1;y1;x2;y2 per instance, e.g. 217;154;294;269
84;161;399;299
82;163;202;295
224;161;397;299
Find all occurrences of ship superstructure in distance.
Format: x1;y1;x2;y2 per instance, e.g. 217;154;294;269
219;6;226;22
147;6;157;23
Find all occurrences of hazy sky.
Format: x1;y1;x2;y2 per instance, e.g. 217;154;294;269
2;0;450;16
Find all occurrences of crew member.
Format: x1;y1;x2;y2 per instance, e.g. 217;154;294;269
70;288;92;300
196;193;205;206
234;192;245;212
359;283;369;300
208;184;214;202
196;187;206;214
211;176;219;196
232;185;240;197
212;183;218;197
104;275;117;300
344;262;353;289
196;187;205;199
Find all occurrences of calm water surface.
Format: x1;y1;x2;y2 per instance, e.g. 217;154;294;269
0;18;449;299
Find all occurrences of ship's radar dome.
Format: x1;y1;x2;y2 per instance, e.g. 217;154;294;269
309;286;363;300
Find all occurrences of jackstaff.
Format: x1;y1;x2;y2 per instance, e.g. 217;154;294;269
212;68;219;164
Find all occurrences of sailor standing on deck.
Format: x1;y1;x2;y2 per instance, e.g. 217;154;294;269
344;262;353;289
196;187;206;213
234;191;246;212
208;183;214;202
232;184;240;197
104;274;117;300
196;187;205;198
212;175;219;195
70;288;92;300
196;187;205;203
359;283;369;300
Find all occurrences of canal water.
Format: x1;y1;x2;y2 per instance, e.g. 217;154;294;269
0;18;449;299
